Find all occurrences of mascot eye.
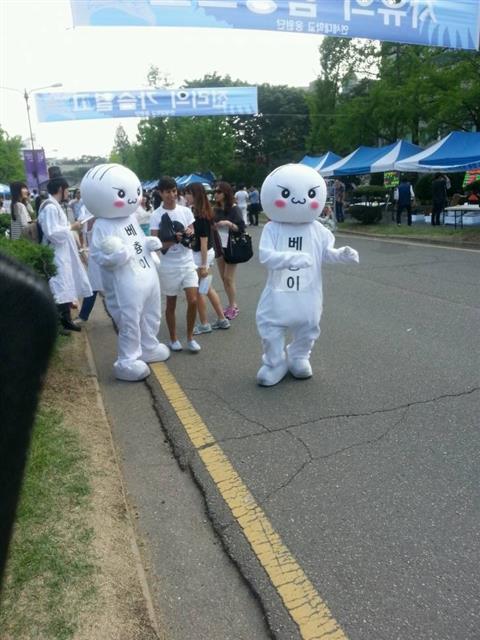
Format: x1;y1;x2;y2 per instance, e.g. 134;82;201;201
117;189;126;198
137;187;141;196
281;188;290;198
308;188;316;199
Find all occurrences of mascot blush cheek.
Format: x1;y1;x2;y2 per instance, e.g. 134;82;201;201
255;164;359;387
81;163;170;382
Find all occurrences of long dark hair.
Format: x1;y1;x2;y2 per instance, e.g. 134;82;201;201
10;181;28;219
215;181;234;210
185;183;213;221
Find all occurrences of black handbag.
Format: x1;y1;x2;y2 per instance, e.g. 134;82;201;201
223;230;253;264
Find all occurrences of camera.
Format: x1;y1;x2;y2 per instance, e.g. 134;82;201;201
159;213;195;249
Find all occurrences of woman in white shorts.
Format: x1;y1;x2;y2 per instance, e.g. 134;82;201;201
184;183;230;335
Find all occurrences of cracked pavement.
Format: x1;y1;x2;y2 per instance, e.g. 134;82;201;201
90;229;480;640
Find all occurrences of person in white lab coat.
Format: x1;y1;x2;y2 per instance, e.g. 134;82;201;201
256;164;359;387
38;176;92;333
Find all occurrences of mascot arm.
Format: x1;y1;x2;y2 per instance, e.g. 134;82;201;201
324;245;360;264
259;227;313;270
91;235;132;270
321;227;359;264
144;236;162;252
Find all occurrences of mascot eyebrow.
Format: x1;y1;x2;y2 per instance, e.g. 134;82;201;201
98;166;116;181
276;183;323;191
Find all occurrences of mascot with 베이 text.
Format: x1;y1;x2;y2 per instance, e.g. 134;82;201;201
256;163;359;387
81;164;169;381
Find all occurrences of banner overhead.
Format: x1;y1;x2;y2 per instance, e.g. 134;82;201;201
70;0;480;50
35;87;258;122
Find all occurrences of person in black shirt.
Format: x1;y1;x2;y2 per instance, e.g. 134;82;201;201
213;182;245;320
184;183;230;333
431;173;448;226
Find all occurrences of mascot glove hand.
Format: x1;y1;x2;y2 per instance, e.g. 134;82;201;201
144;236;162;252
101;235;124;255
342;246;359;263
289;252;314;269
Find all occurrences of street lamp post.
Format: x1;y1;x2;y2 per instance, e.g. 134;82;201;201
1;83;62;191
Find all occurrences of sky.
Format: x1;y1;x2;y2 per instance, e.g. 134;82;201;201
1;0;324;160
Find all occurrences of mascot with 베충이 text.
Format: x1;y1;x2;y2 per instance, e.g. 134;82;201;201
256;163;359;387
81;164;169;381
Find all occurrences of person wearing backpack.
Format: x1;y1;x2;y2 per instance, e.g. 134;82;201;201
38;175;92;333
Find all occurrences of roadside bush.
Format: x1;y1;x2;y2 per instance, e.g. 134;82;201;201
351;185;388;200
0;213;10;238
0;237;56;280
348;203;383;224
414;174;433;204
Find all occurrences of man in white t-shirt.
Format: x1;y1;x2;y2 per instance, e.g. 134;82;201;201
150;177;200;352
234;185;249;225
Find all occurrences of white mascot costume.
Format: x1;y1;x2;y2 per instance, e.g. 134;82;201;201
256;163;359;387
81;164;169;381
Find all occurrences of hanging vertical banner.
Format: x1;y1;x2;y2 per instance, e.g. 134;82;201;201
70;0;480;51
23;150;49;190
35;87;258;122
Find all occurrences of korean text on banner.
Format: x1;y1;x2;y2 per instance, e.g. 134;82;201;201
70;0;480;51
35;87;258;122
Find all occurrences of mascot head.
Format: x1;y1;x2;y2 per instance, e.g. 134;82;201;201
80;163;141;219
260;164;326;223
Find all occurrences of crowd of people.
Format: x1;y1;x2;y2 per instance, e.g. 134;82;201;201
3;169;478;346
4;173;262;346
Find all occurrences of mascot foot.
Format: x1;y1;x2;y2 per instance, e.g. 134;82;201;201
256;362;288;387
288;359;312;379
141;343;170;363
114;360;150;382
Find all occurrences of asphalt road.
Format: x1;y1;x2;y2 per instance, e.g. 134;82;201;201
89;228;480;640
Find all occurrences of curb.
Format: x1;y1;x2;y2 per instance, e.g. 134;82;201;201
336;229;480;251
83;333;163;640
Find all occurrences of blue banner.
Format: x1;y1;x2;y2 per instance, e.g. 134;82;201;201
70;1;480;51
35;87;258;122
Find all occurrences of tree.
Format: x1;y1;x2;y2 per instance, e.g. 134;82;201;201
306;38;378;153
0;127;25;183
306;38;480;155
109;125;135;166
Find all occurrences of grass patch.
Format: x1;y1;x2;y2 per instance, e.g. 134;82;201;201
339;221;480;244
0;406;96;639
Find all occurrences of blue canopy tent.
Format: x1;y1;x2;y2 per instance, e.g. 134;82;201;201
369;140;423;173
320;141;426;176
320;144;398;177
141;179;157;190
395;131;480;173
0;183;11;196
176;173;213;187
299;151;341;172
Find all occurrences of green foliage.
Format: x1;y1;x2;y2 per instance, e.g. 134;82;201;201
0;126;25;183
0;213;11;237
0;237;56;279
414;174;433;204
0;408;95;639
352;185;388;200
307;39;480;154
348;203;384;225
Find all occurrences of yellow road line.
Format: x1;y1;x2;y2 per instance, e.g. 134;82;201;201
151;362;349;640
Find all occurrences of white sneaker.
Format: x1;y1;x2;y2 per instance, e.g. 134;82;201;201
169;340;183;351
193;323;212;335
187;339;201;353
211;318;230;330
